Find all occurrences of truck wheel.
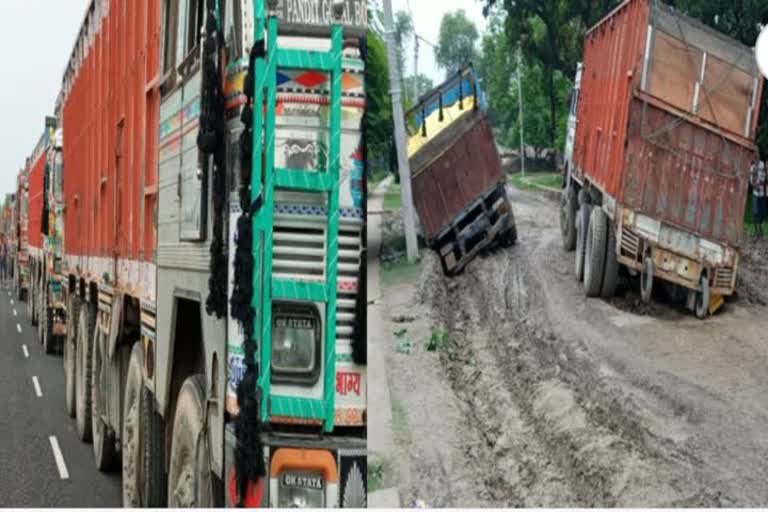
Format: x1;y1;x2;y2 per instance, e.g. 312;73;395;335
574;203;591;282
601;223;619;298
584;207;608;297
640;255;654;303
168;374;214;507
76;302;95;443
43;302;55;354
695;274;710;319
560;187;577;251
64;294;80;418
92;320;118;471
37;291;44;343
123;342;167;507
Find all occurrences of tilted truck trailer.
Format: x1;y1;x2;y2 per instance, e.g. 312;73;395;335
560;0;763;318
56;0;367;507
405;64;517;275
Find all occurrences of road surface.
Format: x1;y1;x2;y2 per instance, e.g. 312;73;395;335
0;281;122;507
378;185;768;507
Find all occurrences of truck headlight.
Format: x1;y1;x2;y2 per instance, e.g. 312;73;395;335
271;303;321;385
278;471;325;508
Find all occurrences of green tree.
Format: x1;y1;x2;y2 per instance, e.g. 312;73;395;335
365;30;394;175
435;10;479;75
482;0;619;152
403;74;434;107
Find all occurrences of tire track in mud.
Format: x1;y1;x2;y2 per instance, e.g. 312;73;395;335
417;233;724;506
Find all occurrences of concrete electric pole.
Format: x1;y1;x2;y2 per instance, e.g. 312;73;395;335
383;0;419;263
517;47;526;178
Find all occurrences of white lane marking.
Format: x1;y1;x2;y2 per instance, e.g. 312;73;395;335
32;376;42;397
22;344;29;358
12;308;16;316
10;298;13;305
16;323;21;333
49;436;70;480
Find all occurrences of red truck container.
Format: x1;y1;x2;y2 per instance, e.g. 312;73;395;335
561;0;763;318
406;65;517;274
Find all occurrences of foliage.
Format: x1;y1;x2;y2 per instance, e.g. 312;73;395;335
402;74;435;107
478;11;570;156
425;329;449;352
435;10;479;75
394;10;414;83
366;30;394;175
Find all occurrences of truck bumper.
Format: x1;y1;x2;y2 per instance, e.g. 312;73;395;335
433;182;517;275
224;424;366;508
617;208;737;295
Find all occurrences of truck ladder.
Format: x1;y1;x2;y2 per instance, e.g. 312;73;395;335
251;2;343;432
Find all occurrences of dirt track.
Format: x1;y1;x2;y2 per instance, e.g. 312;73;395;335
382;186;768;507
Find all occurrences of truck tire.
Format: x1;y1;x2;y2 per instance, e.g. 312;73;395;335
584;207;608;297
640;255;654;303
64;294;80;418
43;301;55;355
168;374;214;507
76;301;95;443
601;223;619;298
574;203;591;282
122;342;166;507
560;187;577;251
695;274;710;319
92;321;118;471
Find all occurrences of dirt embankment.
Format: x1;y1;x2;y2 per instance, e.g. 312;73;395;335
383;187;768;507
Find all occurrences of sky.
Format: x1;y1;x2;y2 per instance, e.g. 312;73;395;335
392;0;489;85
0;2;84;198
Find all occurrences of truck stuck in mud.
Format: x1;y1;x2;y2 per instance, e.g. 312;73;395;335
560;0;764;317
406;65;517;275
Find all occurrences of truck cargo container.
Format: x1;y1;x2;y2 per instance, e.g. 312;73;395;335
406;65;517;275
561;0;763;317
54;0;367;507
14;164;30;302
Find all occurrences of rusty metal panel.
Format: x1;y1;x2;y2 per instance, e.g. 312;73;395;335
623;98;754;247
410;112;505;241
573;0;650;198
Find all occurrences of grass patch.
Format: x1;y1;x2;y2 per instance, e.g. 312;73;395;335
425;328;449;352
380;257;422;289
368;169;391;188
368;461;385;494
510;171;562;191
384;182;402;210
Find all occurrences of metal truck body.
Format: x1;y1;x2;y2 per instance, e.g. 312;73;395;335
50;0;366;507
560;0;763;317
405;65;517;275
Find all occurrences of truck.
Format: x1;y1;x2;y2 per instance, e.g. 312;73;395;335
56;0;366;507
0;193;15;278
25;117;63;354
405;64;517;275
14;165;29;302
560;0;763;318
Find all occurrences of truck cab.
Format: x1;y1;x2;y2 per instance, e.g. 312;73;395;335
563;62;583;182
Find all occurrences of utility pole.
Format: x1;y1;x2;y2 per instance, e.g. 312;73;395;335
517;47;526;178
383;0;419;262
413;33;419;103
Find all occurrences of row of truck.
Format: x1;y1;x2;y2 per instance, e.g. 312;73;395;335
3;0;367;507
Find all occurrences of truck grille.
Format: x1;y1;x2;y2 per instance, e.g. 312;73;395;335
713;267;735;289
272;211;363;362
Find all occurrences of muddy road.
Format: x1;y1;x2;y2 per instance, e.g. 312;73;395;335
382;186;768;507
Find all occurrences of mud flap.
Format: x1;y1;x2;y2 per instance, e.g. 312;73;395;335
709;294;724;315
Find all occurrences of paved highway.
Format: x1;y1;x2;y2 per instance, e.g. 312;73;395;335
0;280;121;506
